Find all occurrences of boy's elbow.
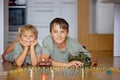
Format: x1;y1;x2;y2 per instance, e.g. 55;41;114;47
32;64;37;66
31;60;38;66
16;63;22;67
2;54;5;61
31;62;37;66
15;60;22;67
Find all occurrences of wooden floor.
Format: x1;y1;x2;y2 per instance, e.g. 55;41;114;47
90;50;120;68
0;51;120;80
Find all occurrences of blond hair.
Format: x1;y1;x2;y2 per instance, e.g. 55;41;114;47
19;24;38;39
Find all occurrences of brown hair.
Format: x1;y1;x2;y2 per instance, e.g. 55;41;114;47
19;24;38;39
50;17;69;32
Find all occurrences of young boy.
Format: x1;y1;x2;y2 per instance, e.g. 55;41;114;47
2;24;42;66
40;17;96;67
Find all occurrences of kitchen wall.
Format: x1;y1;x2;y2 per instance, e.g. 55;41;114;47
0;0;4;54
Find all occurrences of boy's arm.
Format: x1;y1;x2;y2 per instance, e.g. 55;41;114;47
14;41;28;66
30;46;38;66
2;27;20;61
15;47;28;66
52;60;83;67
30;40;39;66
2;38;18;61
40;53;83;67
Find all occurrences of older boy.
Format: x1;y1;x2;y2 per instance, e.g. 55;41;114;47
40;18;96;67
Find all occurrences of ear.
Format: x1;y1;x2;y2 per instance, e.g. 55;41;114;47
50;32;52;37
66;32;69;37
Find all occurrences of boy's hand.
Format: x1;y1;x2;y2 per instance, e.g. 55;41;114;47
68;61;83;68
31;40;38;47
19;39;28;48
16;27;21;42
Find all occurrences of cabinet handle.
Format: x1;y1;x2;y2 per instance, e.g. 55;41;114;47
34;2;53;5
34;10;53;12
62;2;74;4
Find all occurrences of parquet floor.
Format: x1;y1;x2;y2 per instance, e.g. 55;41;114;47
0;51;120;80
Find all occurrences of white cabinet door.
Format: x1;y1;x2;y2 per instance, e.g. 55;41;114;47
27;7;60;23
27;0;60;7
60;0;78;39
114;3;120;56
0;0;5;55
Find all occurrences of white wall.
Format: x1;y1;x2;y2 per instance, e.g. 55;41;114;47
0;0;9;55
114;3;120;56
96;2;114;34
96;1;114;34
0;0;4;55
90;0;114;34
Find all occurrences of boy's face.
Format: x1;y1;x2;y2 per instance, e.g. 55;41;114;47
50;24;68;45
20;31;36;46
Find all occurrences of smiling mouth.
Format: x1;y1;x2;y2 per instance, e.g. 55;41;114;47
56;37;62;40
25;42;31;45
